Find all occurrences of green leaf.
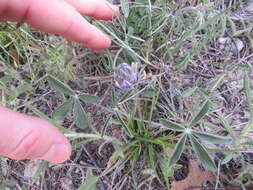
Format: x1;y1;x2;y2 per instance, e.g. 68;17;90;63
101;114;112;137
169;135;187;167
119;89;134;103
73;100;89;129
190;100;210;126
215;114;234;136
189;135;216;171
27;105;70;133
221;153;234;164
78;94;100;104
208;74;226;93
112;140;124;158
31;161;48;184
52;98;73;121
160;119;185;131
120;0;130;18
27;105;51;121
240;72;253;137
115;112;133;137
192;130;232;144
181;87;197;98
77;168;99;190
148;144;156;169
175;53;190;71
47;75;75;96
243;72;253;113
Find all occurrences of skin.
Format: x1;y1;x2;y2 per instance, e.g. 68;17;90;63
0;0;119;163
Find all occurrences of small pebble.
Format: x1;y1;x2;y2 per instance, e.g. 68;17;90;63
217;37;244;55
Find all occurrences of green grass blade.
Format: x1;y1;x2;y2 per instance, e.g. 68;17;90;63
101;114;112;137
168;134;187;167
190;100;210;126
148;90;159;123
176;10;228;51
221;153;234;165
243;72;253;112
148;144;156;170
181;87;198;98
240;72;253;137
31;161;48;184
116;112;133;137
189;135;216;171
112;140;124;158
175;53;190;71
47;75;75;96
208;74;226;93
160;119;185;131
73;99;89;129
119;89;134;103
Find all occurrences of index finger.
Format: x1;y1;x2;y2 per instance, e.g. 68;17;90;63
64;0;119;20
0;0;119;50
26;0;112;50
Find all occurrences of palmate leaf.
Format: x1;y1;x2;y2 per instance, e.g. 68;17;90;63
189;135;216;171
168;134;187;167
73;99;89;129
190;100;210;126
47;75;75;96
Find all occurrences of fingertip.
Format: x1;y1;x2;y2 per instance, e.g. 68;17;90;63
86;36;111;50
40;142;71;164
84;26;111;50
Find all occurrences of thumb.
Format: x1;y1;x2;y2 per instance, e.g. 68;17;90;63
0;106;71;163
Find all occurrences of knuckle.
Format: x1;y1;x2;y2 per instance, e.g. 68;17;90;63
7;129;41;160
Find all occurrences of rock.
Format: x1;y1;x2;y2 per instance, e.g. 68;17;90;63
217;37;244;55
233;38;245;53
218;37;230;44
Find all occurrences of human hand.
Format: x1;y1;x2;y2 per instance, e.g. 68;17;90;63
0;0;119;163
0;0;119;50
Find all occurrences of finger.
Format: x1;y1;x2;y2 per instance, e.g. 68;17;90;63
64;0;119;20
0;106;71;163
0;0;112;50
25;0;111;50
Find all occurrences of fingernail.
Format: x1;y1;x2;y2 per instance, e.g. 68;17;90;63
41;144;71;163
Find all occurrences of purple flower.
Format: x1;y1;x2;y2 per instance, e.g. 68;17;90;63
122;80;132;88
115;81;121;89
